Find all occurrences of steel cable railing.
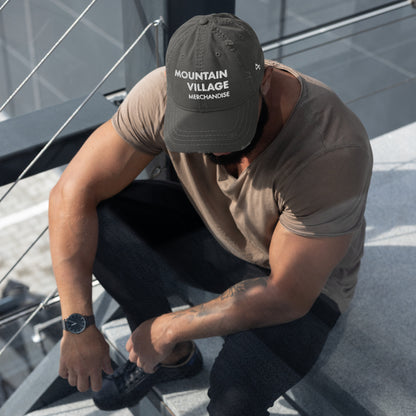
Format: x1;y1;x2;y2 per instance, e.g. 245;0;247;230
0;17;164;286
0;18;163;204
260;2;416;106
262;0;413;53
0;287;57;356
0;227;48;287
275;13;416;65
0;279;102;328
0;0;11;12
0;18;165;357
0;0;98;115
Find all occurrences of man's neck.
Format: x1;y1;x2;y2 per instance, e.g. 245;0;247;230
224;67;300;178
224;132;277;178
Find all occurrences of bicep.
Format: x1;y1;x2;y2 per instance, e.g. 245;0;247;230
57;119;155;204
268;222;351;314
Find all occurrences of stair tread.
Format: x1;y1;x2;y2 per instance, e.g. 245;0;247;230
102;317;300;416
26;391;134;416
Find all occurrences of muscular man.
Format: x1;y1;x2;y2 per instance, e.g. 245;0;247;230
49;13;372;416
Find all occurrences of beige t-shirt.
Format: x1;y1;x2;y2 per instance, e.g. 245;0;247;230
112;61;373;313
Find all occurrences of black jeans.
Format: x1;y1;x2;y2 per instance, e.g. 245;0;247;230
93;180;340;416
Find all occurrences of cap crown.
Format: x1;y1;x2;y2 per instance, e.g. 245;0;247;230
166;13;264;113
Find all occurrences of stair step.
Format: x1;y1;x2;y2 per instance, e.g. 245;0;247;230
25;391;134;416
102;317;221;416
102;317;300;416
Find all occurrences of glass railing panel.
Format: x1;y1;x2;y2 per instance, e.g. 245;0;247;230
0;0;124;118
248;1;415;138
236;0;406;43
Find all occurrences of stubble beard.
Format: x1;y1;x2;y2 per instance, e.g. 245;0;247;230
206;96;269;166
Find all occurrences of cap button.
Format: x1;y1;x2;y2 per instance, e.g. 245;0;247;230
198;17;209;25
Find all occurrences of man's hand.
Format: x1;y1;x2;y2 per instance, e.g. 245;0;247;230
125;225;353;351
59;326;113;392
49;120;155;391
126;315;175;374
125;225;352;376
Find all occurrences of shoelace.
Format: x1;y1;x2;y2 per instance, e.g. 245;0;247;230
113;360;147;392
111;345;197;392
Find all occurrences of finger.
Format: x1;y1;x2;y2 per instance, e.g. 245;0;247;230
67;371;77;387
102;357;114;375
59;365;68;380
125;336;132;352
132;357;156;374
77;374;90;393
128;350;138;364
140;360;156;374
90;372;103;392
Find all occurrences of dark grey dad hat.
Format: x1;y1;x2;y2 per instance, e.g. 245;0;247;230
164;13;264;153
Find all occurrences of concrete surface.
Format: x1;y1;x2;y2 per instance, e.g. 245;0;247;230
2;120;416;415
102;317;301;416
287;121;416;416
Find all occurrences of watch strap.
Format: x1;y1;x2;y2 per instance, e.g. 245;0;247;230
83;314;95;327
62;314;95;332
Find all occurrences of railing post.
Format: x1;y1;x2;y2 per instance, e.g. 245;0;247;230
121;0;235;92
121;0;235;182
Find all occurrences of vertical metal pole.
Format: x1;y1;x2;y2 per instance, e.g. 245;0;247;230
24;0;41;110
155;20;160;68
0;10;14;118
121;0;166;92
166;0;235;38
121;0;235;91
121;0;235;181
0;0;11;12
277;0;286;62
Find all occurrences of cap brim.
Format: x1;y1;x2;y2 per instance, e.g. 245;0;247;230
164;92;259;154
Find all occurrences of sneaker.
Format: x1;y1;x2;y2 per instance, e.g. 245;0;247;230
92;342;203;410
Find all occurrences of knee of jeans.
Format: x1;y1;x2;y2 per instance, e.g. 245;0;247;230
96;198;117;223
96;198;130;241
207;383;270;416
95;199;132;259
206;333;289;416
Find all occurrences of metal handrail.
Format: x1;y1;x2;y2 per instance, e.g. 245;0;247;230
0;0;11;12
0;18;165;358
0;0;98;114
0;18;164;205
0;299;59;328
0;287;57;356
262;0;413;52
0;280;102;328
0;227;48;287
276;13;416;63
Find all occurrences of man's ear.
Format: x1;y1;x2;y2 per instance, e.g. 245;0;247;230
260;66;273;96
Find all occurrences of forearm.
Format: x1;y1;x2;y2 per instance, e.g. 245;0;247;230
165;277;303;344
49;186;98;317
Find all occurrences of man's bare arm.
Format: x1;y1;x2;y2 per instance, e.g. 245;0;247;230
127;222;351;372
49;120;154;391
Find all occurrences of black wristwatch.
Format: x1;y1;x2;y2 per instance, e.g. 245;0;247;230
62;313;95;334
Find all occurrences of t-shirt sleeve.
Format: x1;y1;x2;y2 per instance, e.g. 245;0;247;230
279;145;373;237
111;66;167;155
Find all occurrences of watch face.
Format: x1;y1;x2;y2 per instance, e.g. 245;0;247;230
65;313;87;334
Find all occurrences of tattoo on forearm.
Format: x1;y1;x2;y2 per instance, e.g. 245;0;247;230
220;277;268;301
171;303;211;322
171;277;268;323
